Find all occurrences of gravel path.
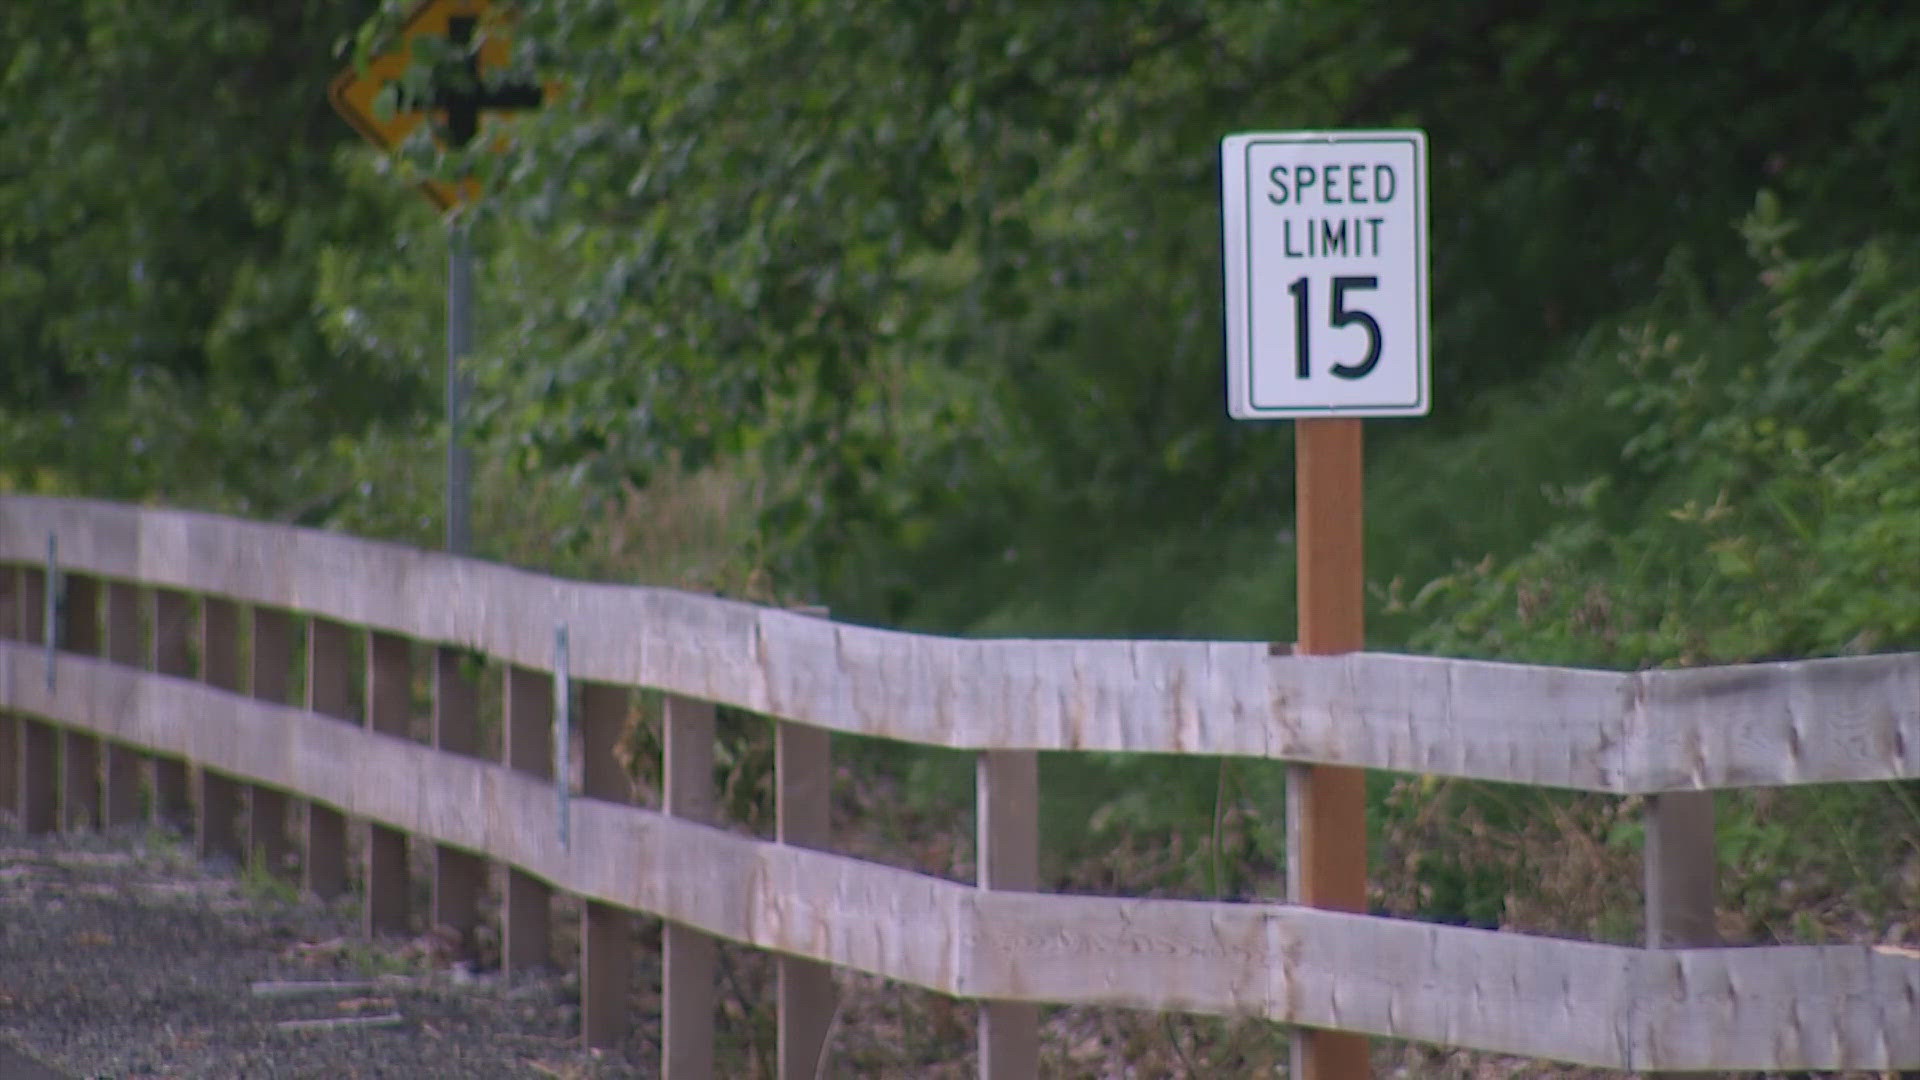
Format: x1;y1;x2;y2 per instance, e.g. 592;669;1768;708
0;822;647;1078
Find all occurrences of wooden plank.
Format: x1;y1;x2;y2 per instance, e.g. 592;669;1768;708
1273;905;1640;1066
434;648;481;758
776;719;835;1080
101;581;146;826
102;583;144;655
247;607;295;695
274;1013;405;1033
502;860;553;969
0;567;15;814
1291;417;1370;1080
578;680;632;1051
249;979;382;998
663;693;716;1079
14;569;55;834
6;643;1919;1073
0;706;13;820
196;596;243;860
58;574;103;831
579;682;629;800
976;749;1038;1080
17;717;56;834
965;887;1274;1016
9;496;1920;795
148;588;194;828
1631;943;1920;1071
502;664;553;975
581;899;629;1052
431;644;484;952
1645;792;1717;950
245;607;295;880
1633;652;1920;790
303;617;353;900
364;629;412;935
61;574;102;656
1644;789;1717;1080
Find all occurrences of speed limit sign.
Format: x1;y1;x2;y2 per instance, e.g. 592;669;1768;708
1221;130;1429;418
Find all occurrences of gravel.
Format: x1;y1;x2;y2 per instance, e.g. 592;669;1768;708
0;821;649;1078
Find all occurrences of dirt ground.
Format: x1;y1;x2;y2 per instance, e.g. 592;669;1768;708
0;815;1599;1080
0;820;646;1079
11;809;1873;1079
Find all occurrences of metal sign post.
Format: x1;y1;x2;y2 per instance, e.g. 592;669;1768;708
327;0;545;555
446;223;474;555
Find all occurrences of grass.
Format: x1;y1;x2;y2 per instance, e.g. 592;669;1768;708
237;845;304;906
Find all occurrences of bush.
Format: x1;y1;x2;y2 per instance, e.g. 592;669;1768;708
1416;193;1920;666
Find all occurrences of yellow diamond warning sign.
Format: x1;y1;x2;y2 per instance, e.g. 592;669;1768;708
328;0;543;208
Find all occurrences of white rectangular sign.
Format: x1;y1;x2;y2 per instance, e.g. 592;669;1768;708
1222;130;1429;418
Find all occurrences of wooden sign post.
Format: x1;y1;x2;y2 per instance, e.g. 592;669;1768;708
1290;416;1370;1077
1223;128;1428;1079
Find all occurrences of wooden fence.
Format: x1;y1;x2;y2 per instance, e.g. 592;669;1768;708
2;495;1917;1076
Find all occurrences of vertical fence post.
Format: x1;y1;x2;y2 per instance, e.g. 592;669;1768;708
1644;789;1718;1080
977;749;1040;1079
364;630;412;932
148;589;195;829
16;567;55;833
555;629;571;852
579;680;633;1050
502;663;553;974
247;607;296;880
59;573;103;832
663;693;716;1079
1289;417;1372;1080
432;645;485;951
197;597;244;861
101;581;146;826
304;617;354;900
776;719;835;1080
0;566;19;817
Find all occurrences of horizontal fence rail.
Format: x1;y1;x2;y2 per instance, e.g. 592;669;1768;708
3;495;1919;1074
3;497;1916;795
6;641;1919;1072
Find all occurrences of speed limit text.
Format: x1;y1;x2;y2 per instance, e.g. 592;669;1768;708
1267;162;1397;258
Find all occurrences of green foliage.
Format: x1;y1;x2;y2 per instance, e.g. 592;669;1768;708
240;847;304;906
1416;197;1920;666
1382;194;1920;954
1715;783;1920;943
6;4;1920;1024
0;0;430;510
451;1;1920;623
10;0;1919;644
